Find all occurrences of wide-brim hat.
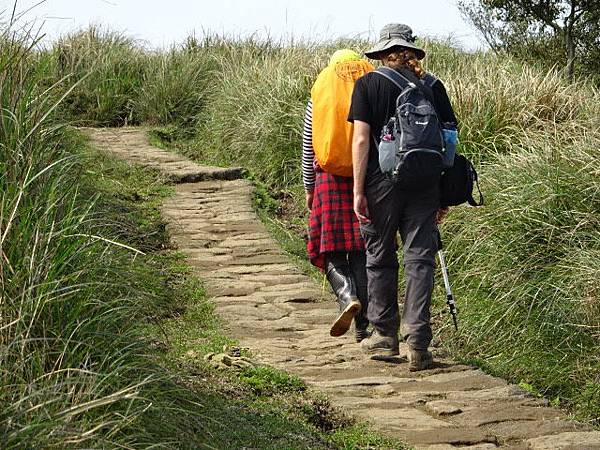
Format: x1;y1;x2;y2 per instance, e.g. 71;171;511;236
365;23;425;60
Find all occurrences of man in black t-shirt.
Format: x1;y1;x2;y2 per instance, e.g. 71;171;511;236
348;23;457;371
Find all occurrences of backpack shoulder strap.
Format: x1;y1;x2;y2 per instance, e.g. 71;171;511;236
373;66;413;91
422;73;439;88
375;67;438;106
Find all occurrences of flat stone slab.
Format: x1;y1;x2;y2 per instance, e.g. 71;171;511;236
87;127;600;450
82;127;242;182
358;406;454;431
526;431;600;449
402;427;498;447
452;405;564;428
314;376;403;388
422;444;498;450
426;400;463;416
485;419;580;442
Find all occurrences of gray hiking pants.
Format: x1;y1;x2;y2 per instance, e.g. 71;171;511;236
360;175;439;351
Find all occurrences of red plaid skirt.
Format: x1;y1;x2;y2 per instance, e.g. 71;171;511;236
307;170;364;270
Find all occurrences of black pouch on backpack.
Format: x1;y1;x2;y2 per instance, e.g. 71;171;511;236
439;153;483;208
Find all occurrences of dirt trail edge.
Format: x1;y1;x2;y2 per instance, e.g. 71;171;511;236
87;128;600;450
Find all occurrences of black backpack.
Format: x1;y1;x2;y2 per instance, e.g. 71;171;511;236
374;67;484;207
440;153;483;207
373;67;445;190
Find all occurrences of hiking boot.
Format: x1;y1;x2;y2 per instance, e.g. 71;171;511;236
354;308;371;343
360;330;399;359
326;260;362;337
408;349;434;372
354;326;372;343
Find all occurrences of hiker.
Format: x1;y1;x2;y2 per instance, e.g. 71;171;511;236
348;24;458;370
302;50;374;342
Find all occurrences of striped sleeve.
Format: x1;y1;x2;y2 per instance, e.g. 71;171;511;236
302;99;316;191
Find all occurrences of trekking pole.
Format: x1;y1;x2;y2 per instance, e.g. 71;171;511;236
437;231;458;331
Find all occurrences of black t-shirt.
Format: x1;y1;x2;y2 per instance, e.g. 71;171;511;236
348;67;458;177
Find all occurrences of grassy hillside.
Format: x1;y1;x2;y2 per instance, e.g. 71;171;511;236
3;18;599;440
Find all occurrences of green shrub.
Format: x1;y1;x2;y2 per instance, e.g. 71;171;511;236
238;366;306;395
133;46;216;127
52;26;145;125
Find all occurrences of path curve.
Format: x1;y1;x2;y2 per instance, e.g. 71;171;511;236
87;127;600;450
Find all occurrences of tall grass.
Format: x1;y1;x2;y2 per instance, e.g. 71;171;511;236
187;36;372;193
133;40;217;127
421;41;598;159
0;24;207;448
443;128;600;421
52;26;145;125
192;39;319;191
50;27;217;128
418;42;600;421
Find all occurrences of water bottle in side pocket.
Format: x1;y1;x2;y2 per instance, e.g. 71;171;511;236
442;123;458;168
378;120;399;176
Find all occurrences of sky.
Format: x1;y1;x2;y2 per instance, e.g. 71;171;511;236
4;0;485;50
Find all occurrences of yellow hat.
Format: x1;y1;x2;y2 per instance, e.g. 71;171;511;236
328;49;361;67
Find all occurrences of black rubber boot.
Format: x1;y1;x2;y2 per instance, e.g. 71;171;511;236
326;253;361;337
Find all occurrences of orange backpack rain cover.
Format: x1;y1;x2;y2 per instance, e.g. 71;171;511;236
310;59;374;177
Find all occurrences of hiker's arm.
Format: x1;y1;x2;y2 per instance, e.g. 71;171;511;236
302;100;316;210
352;120;370;223
432;80;458;128
433;80;457;222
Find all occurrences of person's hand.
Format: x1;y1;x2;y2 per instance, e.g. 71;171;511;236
436;207;449;224
354;193;371;224
305;190;314;211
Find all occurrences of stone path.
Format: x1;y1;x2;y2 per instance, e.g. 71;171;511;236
87;128;600;450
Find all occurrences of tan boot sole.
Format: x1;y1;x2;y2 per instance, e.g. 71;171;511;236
329;300;361;337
